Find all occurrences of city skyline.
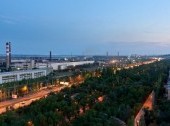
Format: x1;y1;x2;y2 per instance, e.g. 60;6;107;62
1;0;170;55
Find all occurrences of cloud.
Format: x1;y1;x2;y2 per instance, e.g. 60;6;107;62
0;14;35;26
0;15;18;24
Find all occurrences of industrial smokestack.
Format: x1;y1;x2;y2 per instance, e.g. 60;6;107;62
6;42;11;70
49;51;52;62
48;51;52;68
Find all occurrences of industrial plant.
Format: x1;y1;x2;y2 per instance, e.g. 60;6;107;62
0;42;95;84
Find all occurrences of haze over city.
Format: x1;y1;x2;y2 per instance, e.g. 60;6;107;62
1;0;170;55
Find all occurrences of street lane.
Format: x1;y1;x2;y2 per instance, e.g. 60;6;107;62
0;85;65;114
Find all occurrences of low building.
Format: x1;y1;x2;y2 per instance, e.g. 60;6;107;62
36;61;94;70
50;61;95;70
11;59;36;70
0;68;52;84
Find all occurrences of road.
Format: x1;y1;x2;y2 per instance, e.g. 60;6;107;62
0;85;66;114
134;91;154;126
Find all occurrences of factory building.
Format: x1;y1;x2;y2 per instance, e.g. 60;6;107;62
10;59;36;70
51;61;95;70
36;61;95;70
0;68;52;84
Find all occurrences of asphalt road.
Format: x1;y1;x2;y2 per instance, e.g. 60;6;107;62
0;85;65;114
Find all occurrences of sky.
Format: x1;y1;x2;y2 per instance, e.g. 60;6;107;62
1;0;170;55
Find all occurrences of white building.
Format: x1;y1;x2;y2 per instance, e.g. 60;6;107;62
36;61;95;70
51;61;95;70
0;68;51;84
11;59;36;70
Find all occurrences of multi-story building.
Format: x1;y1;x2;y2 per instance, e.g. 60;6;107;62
0;68;52;84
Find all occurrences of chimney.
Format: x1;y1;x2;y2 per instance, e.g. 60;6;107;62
6;42;11;70
50;51;52;62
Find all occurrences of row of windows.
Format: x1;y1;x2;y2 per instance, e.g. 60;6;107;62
2;75;17;83
34;72;44;78
20;73;32;79
1;71;45;83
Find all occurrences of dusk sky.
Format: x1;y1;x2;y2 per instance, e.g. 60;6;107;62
1;0;170;55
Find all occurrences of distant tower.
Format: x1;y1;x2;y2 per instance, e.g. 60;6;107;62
117;52;119;57
106;51;108;57
6;42;11;70
49;51;52;62
48;51;52;67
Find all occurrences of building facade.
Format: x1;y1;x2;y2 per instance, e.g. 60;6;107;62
36;61;95;70
11;59;36;70
0;68;51;84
